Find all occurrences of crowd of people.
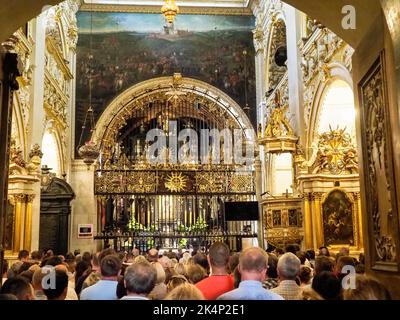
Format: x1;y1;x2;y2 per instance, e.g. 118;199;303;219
0;243;392;300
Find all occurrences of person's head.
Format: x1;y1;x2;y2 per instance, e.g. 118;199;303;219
151;262;166;285
335;256;357;276
132;248;140;257
238;247;268;282
267;253;278;279
42;270;69;300
186;264;207;284
167;275;188;292
148;248;159;263
18;250;30;262
42;255;63;267
98;248;116;265
91;252;100;271
233;266;241;288
133;255;149;265
285;244;300;254
158;255;172;270
343;275;391;300
318;246;330;257
312;271;342;300
124;262;157;296
277;252;301;281
73;249;80;256
7;261;23;278
164;282;204;300
0;276;34;300
273;248;284;257
208;242;230;272
100;254;121;279
18;261;34;274
299;266;312;285
31;250;42;261
174;262;187;277
118;251;126;262
296;251;307;265
314;256;335;275
45;249;54;258
338;247;350;256
1;259;9;277
32;267;47;291
305;249;315;261
193;253;209;272
228;253;240;274
82;252;92;264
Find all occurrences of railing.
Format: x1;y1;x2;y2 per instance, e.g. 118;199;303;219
94;231;258;253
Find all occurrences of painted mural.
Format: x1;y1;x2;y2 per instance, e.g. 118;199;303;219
75;12;256;151
322;190;354;246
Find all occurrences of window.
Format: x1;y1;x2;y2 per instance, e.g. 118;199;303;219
41;131;61;176
318;80;356;141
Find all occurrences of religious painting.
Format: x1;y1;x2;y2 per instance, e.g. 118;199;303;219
75;12;256;153
288;209;299;227
272;210;281;227
322;190;354;246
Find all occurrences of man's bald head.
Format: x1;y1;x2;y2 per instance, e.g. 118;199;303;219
239;247;268;273
148;248;159;263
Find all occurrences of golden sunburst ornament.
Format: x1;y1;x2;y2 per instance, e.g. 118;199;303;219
165;172;187;192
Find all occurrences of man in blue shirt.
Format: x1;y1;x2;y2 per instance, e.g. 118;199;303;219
80;254;121;300
217;247;284;300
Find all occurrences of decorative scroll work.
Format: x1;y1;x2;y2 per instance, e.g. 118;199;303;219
310;126;358;175
359;52;398;270
299;27;354;128
94;169;255;195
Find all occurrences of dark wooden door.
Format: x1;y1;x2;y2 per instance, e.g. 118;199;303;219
39;175;75;255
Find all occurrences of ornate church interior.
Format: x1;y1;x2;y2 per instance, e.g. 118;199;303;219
0;0;400;301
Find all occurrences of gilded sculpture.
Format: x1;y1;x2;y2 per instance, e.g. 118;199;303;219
312;126;358;175
264;90;293;138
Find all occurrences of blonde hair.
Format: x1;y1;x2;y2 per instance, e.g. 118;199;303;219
174;262;187;277
164;282;204;300
186;264;207;284
152;262;166;284
167;274;188;292
133;255;149;265
343;275;391;300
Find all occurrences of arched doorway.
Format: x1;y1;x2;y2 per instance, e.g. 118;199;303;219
91;75;259;251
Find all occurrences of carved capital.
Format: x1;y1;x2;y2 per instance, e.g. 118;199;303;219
13;193;27;203
26;194;35;203
310;192;323;201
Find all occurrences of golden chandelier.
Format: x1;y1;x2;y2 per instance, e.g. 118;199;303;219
161;0;179;24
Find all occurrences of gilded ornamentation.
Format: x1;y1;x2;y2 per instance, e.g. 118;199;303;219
165;172;188;193
359;54;398;266
264;91;293;138
299;27;352;127
126;172;156;193
311;126;358;175
196;172;226;193
229;174;253;193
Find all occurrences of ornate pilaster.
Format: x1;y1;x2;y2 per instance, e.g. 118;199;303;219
310;192;324;249
302;193;313;249
24;194;35;250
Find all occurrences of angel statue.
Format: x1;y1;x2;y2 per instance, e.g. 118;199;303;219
264;90;293;137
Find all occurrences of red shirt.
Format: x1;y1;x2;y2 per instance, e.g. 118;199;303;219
195;275;234;300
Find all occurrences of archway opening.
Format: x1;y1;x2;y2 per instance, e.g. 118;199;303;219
317;79;356;141
41;131;61;177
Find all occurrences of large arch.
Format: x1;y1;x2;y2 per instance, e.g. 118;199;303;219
92;76;257;147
